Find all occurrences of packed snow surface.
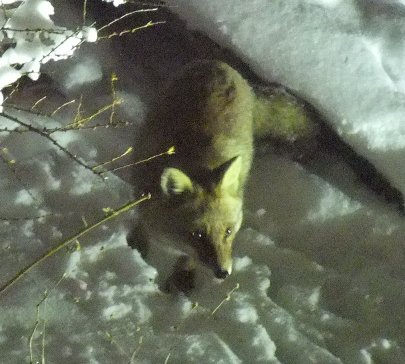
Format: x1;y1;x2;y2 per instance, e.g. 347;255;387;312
1;0;405;363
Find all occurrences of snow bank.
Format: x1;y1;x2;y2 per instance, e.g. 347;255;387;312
165;0;405;194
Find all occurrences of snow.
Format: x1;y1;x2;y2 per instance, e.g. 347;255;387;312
1;0;405;363
0;0;96;107
165;0;405;193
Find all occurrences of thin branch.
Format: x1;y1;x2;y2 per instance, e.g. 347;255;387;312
3;103;61;120
0;194;151;296
109;73;118;124
102;146;175;174
3;79;21;103
31;96;47;111
0;120;133;134
106;331;131;361
73;94;84;124
39;27;83;63
41;305;46;364
211;283;240;315
0;213;52;222
98;21;166;40
82;0;88;26
0;111;104;179
68;100;121;128
0;150;40;205
92;146;133;171
1;27;68;35
97;8;159;33
1;101;133;133
29;274;66;364
129;334;143;364
29;304;40;364
50;99;76;117
164;283;240;361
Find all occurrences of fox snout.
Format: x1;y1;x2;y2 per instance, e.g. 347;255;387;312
213;244;233;279
190;230;234;279
205;252;233;280
215;268;231;279
213;256;233;279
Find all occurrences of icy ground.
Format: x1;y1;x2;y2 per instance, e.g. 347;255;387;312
1;0;405;363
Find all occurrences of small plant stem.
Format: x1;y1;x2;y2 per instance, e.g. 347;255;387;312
0;194;151;296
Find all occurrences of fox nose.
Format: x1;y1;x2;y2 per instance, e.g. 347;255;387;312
215;268;230;279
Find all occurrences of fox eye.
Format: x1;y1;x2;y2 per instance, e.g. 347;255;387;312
225;227;232;238
191;230;205;240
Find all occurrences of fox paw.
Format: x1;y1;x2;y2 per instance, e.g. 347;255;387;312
164;256;196;294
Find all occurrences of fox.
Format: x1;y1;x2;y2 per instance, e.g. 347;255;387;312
131;59;403;290
130;60;318;287
132;60;253;281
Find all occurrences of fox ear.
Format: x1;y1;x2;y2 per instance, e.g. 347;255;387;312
218;156;242;195
161;168;194;196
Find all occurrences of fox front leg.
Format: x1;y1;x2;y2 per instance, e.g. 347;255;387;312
127;220;150;259
127;222;197;294
164;255;197;294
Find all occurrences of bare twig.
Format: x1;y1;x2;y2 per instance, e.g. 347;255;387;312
103;146;175;174
211;283;240;315
1;27;68;35
129;334;144;364
29;274;66;364
0;213;52;222
106;331;131;361
97;8;159;33
50;99;76;117
0;120;133;134
0;148;40;205
164;283;240;362
0;194;151;296
68;100;121;128
39;27;83;63
98;20;166;40
29;305;41;363
0;111;104;178
92;146;133;171
31;96;47;111
109;73;118;124
3;79;21;103
1;100;132;133
82;0;88;26
41;307;46;364
164;353;171;364
73;94;84;124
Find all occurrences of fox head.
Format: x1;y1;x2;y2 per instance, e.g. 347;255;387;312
160;156;243;279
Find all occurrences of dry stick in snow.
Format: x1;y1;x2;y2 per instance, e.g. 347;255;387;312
0;148;40;205
0;194;151;296
29;273;67;364
211;283;240;315
163;283;240;364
